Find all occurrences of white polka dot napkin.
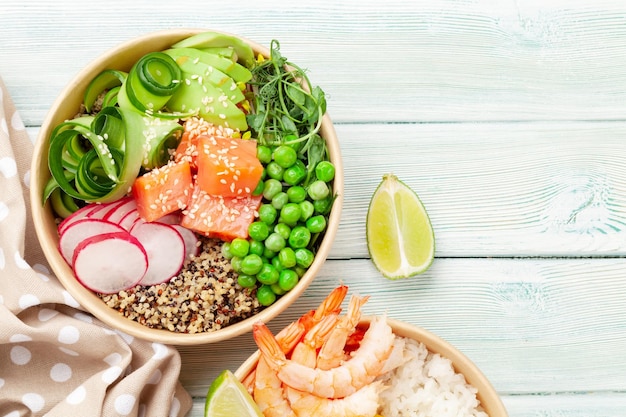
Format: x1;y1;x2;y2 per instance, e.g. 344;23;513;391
0;77;192;416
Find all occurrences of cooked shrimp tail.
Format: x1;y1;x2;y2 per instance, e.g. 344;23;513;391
256;315;395;399
317;294;369;370
252;320;306;417
291;313;339;368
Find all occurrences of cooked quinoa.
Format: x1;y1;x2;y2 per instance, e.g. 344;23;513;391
98;237;263;333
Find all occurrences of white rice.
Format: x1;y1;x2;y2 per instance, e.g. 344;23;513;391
377;337;489;417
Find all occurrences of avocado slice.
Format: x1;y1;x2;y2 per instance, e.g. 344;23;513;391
164;47;251;84
166;73;247;131
171;31;255;68
163;49;245;104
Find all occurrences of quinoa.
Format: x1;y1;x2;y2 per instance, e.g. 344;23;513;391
98;237;263;333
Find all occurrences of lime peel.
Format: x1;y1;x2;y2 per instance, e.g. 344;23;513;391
366;173;435;279
204;369;263;417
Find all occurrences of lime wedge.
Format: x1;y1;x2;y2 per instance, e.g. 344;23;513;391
204;370;263;417
366;173;435;279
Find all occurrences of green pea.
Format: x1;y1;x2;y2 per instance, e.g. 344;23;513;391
240;254;264;275
229;238;250;258
248;221;270;242
238;274;257;288
256;263;280;285
249;240;265;256
287;186;307;203
315;161;336;182
278;247;297;269
271;255;284;272
294;265;308;278
283;134;303;152
257;285;277;306
306;215;327;234
271;192;289;210
273;145;298;168
288;226;311;249
252;179;265;196
270;283;287;295
263;247;277;259
221;242;234;259
258;204;277;225
230;256;243;273
274;223;291;240
299;200;314;221
307;180;330;201
280;203;302;226
265;232;286;252
314;196;333;215
283;161;306;186
278;269;299;291
295;248;315;268
263;179;282;200
257;145;273;164
266;161;285;181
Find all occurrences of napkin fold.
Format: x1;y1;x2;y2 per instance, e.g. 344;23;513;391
0;77;193;417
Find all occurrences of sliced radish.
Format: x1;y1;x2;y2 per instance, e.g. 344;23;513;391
72;232;148;294
59;218;126;264
129;222;185;286
104;197;137;224
85;203;112;220
58;204;103;235
118;209;140;230
171;224;200;260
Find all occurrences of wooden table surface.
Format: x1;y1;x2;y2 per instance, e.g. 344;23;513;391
3;0;626;415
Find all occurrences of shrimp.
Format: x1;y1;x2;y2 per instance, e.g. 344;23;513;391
291;313;339;368
300;284;348;331
286;382;384;417
283;312;383;417
252;285;348;416
316;294;369;370
253;319;306;417
253;315;395;399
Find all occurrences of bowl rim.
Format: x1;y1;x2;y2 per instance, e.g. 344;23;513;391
30;28;344;345
234;316;509;417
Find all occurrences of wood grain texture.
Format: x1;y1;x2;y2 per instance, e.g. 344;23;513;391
332;122;626;258
4;0;626;125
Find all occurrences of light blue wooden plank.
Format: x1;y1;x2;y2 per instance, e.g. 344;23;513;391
331;121;626;258
4;0;626;125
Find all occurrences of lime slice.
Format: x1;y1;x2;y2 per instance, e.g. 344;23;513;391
204;370;263;417
366;173;435;279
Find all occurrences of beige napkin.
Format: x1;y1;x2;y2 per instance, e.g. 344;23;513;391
0;77;193;417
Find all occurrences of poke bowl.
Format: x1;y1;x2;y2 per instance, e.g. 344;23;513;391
234;286;508;416
30;29;343;345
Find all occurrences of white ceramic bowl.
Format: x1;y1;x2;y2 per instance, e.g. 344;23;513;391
30;29;343;345
235;316;508;416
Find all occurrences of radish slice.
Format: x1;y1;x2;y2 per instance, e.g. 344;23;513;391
59;218;126;264
170;224;200;260
130;222;185;286
58;204;103;235
85;203;111;220
102;197;136;223
118;209;140;230
72;232;147;294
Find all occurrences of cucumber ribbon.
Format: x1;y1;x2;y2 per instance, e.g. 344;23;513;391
44;106;183;211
